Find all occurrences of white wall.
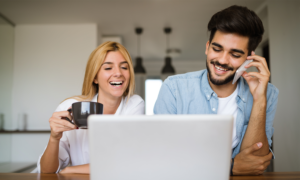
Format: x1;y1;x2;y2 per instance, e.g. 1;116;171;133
11;24;97;130
142;59;206;77
0;24;14;130
11;134;50;162
268;0;300;172
0;23;14;163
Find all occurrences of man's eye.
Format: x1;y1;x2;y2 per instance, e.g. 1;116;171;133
212;47;221;52
232;54;241;58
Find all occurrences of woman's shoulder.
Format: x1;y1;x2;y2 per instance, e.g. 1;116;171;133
121;94;145;115
55;98;79;112
126;94;144;104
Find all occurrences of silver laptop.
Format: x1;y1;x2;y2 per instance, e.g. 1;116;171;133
88;115;233;180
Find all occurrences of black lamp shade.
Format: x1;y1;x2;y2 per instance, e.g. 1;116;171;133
134;57;146;74
161;57;175;74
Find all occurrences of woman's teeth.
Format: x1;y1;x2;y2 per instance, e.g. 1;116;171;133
215;65;228;71
110;81;123;86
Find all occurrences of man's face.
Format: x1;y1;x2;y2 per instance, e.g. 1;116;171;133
205;30;249;85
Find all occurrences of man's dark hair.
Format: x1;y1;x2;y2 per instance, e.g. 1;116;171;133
208;5;264;55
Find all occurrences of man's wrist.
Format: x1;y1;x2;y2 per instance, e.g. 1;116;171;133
253;97;267;107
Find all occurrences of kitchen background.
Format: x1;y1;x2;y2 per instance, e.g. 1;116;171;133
0;0;299;173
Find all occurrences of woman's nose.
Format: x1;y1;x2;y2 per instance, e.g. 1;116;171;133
113;67;122;77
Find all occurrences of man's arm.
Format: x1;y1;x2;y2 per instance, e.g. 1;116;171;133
240;51;271;156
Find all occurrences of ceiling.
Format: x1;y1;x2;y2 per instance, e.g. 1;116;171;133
0;0;266;61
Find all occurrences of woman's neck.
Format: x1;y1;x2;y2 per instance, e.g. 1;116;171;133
97;93;122;114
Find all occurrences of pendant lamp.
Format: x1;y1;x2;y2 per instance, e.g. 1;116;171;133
133;27;146;100
161;27;175;80
134;27;146;74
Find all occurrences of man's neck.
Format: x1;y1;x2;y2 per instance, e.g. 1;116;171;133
208;76;238;98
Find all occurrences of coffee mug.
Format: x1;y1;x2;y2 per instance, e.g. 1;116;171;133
65;102;103;129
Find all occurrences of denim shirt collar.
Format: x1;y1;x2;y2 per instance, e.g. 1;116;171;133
202;69;247;103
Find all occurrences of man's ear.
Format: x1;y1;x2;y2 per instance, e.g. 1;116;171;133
205;41;210;55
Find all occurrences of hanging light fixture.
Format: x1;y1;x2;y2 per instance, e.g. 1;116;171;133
133;27;146;100
134;27;146;74
162;27;175;76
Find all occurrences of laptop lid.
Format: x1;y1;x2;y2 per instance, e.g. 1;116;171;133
88;115;233;180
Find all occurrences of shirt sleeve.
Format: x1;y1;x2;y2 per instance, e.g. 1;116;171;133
232;85;279;159
265;85;279;152
154;77;177;114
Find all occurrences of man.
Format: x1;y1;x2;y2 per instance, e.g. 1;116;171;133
154;5;278;175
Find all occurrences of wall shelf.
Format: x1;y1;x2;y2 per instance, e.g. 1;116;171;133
0;130;50;134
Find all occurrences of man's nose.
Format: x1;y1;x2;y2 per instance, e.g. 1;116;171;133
218;52;230;64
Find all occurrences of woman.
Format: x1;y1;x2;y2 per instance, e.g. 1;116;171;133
38;41;145;174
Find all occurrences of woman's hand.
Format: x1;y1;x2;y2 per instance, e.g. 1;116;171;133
49;110;77;141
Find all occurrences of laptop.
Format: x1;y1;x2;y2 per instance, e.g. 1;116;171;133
88;115;233;180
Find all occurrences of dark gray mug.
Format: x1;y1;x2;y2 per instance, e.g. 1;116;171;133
67;102;103;129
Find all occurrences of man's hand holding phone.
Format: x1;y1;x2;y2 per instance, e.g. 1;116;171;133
242;51;270;101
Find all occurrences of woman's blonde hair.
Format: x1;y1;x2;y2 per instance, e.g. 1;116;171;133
66;41;135;102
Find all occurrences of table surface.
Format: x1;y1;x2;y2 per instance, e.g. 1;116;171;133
1;172;300;180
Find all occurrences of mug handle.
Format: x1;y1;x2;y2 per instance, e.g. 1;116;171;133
61;109;74;125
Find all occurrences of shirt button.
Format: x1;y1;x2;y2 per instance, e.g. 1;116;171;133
207;95;210;98
243;98;245;101
212;108;216;111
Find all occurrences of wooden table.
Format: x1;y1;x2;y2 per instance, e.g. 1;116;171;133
1;172;300;180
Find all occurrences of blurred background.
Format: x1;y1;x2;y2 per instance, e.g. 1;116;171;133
0;0;299;173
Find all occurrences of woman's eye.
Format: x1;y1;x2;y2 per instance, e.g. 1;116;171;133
121;67;128;70
213;47;221;52
104;68;112;70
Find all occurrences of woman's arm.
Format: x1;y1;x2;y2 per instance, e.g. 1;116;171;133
59;164;90;174
40;111;76;173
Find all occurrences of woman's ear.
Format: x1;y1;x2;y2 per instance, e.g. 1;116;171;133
93;78;98;84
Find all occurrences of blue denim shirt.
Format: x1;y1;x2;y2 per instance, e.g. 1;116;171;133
154;69;279;158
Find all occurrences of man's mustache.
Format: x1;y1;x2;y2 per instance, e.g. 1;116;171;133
210;60;234;71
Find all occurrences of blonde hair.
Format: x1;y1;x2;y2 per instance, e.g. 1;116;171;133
65;41;135;102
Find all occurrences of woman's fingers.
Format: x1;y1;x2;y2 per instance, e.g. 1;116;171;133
52;111;72;121
50;117;76;129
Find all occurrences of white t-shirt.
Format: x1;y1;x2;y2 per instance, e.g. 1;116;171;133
37;94;144;173
217;87;239;148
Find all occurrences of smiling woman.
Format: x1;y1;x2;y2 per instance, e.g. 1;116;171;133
38;41;145;174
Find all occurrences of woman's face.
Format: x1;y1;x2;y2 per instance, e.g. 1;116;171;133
94;51;130;100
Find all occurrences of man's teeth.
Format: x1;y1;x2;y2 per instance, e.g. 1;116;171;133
110;81;123;86
215;65;228;71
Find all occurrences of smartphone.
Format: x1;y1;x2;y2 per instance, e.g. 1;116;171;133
232;59;253;84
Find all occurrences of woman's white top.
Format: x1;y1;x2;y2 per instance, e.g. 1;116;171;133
37;94;144;173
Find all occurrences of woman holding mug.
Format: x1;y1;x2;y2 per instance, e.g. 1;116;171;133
38;42;145;174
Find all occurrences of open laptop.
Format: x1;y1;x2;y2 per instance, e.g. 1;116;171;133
88;115;233;180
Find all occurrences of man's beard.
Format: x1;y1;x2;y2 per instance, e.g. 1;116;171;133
206;59;235;85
